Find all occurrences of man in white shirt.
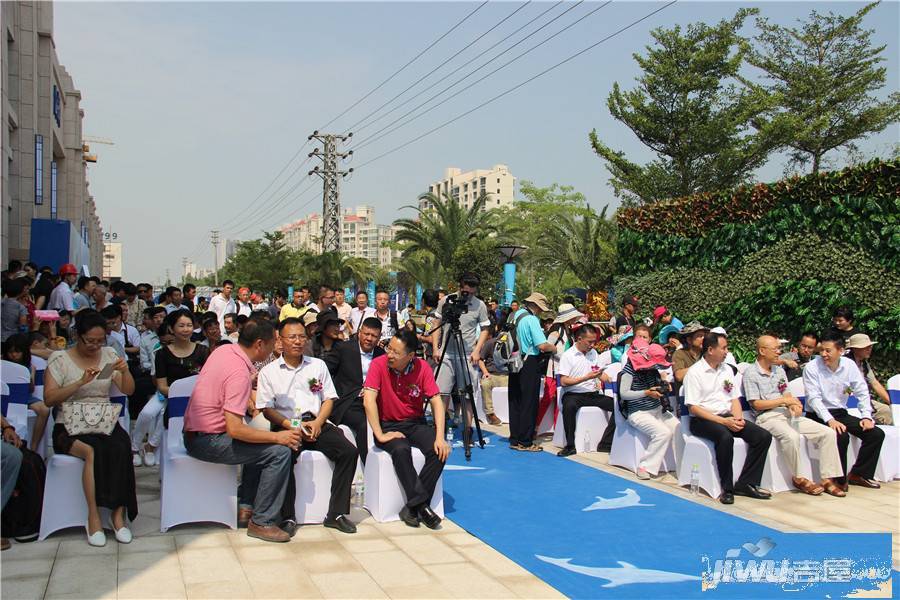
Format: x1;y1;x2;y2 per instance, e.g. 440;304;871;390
208;280;237;332
684;331;772;504
803;332;884;490
556;324;615;457
349;291;375;335
48;263;78;312
256;318;359;536
140;307;166;376
373;290;397;345
236;287;253;317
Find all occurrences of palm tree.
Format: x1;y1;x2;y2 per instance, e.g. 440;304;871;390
393;190;501;267
299;252;375;289
394;251;444;289
545;206;617;290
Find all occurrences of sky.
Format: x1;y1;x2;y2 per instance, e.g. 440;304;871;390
52;1;900;283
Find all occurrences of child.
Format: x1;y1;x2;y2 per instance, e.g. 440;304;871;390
1;334;51;453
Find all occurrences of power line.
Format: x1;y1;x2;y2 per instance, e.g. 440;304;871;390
320;1;491;132
351;0;568;138
355;0;678;170
352;0;596;151
227;173;316;237
342;1;533;134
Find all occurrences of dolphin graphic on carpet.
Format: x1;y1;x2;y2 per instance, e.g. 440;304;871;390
535;555;700;588
582;488;654;511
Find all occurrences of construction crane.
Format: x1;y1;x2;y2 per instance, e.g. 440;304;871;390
82;136;114;163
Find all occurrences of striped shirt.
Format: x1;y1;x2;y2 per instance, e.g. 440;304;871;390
619;362;664;416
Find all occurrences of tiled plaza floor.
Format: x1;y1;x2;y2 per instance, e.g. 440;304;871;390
1;422;897;599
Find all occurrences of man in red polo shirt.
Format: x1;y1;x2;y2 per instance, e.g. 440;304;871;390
363;329;450;529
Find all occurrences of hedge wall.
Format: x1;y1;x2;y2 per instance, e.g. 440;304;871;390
615;159;900;374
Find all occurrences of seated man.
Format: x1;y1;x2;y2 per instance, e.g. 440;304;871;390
846;334;893;425
183;319;300;542
779;331;818;381
684;332;773;504
556;324;615;457
256;318;358;535
803;332;885;490
744;335;845;497
363;330;450;529
324;317;385;465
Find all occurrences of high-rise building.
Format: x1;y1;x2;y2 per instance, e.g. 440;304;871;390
102;242;122;280
277;206;401;267
1;1;104;274
422;164;516;212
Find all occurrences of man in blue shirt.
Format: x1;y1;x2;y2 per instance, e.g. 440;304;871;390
508;293;556;451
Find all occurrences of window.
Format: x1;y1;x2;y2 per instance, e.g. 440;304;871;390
34;135;43;204
50;161;57;218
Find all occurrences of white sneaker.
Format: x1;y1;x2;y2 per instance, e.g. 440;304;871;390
636;467;651;480
132;452;143;467
113;526;133;544
143;450;157;467
86;527;107;547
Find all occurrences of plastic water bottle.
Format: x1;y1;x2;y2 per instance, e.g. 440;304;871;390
690;464;700;496
353;473;365;509
446;427;454;444
583;430;591;453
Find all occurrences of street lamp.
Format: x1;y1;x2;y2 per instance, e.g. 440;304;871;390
497;245;527;307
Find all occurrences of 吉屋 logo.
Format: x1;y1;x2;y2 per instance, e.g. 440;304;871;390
700;537;889;592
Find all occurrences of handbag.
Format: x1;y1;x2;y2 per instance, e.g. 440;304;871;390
62;401;120;436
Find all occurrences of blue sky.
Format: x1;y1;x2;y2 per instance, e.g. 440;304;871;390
53;1;899;283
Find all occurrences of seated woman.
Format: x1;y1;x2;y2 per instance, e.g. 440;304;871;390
1;334;51;453
43;310;137;546
619;337;678;480
135;310;209;467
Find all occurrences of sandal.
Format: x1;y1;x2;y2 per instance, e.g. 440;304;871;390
792;477;824;496
822;479;847;497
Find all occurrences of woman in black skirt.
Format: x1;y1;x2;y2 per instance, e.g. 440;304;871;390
43;310;137;546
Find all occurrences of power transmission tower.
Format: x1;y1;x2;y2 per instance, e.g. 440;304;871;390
308;131;353;253
211;230;220;287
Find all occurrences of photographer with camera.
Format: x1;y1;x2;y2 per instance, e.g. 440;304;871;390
431;274;491;433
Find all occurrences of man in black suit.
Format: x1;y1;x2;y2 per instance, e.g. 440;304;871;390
324;317;385;464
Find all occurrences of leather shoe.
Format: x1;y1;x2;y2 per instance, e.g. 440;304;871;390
720;492;734;505
399;505;420;528
848;473;880;489
280;519;298;538
417;505;442;530
487;414;502;426
557;446;576;457
247;520;290;543
238;508;252;529
733;484;772;500
324;515;357;534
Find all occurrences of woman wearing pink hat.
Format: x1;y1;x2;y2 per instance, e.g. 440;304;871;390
619;337;679;479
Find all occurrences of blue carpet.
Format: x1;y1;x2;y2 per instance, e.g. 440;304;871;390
441;436;892;598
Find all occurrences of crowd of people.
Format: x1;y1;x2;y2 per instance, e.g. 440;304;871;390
0;259;895;549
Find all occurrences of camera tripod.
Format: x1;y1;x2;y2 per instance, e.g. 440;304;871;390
433;320;485;461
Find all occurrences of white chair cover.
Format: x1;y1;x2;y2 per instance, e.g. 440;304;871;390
160;375;238;532
363;445;444;522
2;360;32;440
491;387;509;423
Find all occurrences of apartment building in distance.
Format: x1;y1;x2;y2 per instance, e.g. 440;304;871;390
421;164;516;212
277;206;401;268
1;1;105;274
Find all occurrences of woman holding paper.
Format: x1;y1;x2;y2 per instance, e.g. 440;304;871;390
43;310;137;547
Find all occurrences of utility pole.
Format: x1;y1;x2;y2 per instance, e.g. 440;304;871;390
308;131;353;254
211;230;220;287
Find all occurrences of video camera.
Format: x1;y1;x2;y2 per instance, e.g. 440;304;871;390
441;290;470;325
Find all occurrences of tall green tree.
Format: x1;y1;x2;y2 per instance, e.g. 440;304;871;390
746;1;900;174
392;191;501;268
590;9;779;205
549;207;617;290
496;181;591;292
394;251;444;289
448;237;504;298
299;251;374;290
218;231;298;293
